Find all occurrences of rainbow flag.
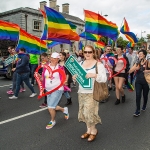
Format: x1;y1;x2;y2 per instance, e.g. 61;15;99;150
94;41;105;49
126;42;135;48
47;41;61;48
84;10;119;41
39;9;48;40
39;8;71;44
126;82;134;92
0;20;20;41
79;41;84;50
44;6;79;41
120;18;138;43
79;32;101;42
16;29;47;54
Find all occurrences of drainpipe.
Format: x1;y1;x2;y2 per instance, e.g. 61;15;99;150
25;14;28;32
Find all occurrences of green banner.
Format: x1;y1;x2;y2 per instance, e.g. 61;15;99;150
4;54;18;67
65;55;92;89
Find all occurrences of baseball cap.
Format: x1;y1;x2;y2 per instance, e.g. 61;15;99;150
51;52;60;58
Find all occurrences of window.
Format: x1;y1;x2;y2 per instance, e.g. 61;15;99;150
33;20;41;31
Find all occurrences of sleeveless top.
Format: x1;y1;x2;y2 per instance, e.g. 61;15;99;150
136;61;149;84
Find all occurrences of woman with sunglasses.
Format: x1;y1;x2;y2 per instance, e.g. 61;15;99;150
73;45;107;142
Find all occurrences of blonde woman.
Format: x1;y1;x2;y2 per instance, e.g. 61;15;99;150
73;45;107;142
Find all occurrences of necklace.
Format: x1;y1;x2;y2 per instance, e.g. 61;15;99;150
49;64;57;84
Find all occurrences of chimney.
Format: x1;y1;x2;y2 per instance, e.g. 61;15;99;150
40;1;47;10
55;5;60;12
62;3;69;14
49;0;57;10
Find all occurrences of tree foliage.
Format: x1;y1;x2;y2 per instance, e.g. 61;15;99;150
116;36;128;48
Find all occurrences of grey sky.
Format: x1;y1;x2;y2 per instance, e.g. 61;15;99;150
0;0;150;39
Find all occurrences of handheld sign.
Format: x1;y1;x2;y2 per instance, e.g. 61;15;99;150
65;55;92;89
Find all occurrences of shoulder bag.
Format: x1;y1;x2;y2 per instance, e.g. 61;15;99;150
93;62;109;102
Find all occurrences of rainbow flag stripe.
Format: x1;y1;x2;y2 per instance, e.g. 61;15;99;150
47;41;61;48
44;6;79;41
84;10;119;41
79;41;84;50
79;32;101;42
94;41;105;49
67;21;77;32
39;9;48;40
16;29;47;54
120;18;138;43
0;20;20;41
126;42;135;48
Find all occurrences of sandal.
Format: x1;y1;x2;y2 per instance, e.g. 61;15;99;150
81;133;90;139
88;131;98;142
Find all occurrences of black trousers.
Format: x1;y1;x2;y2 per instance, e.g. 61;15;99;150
135;82;149;111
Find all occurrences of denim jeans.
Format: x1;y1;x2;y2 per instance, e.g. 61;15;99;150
15;72;35;97
30;64;38;85
135;82;149;111
12;71;24;92
64;91;71;99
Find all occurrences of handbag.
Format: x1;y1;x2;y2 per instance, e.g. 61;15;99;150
93;62;109;102
144;61;150;84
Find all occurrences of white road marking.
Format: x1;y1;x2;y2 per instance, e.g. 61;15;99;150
0;107;47;125
0;84;12;87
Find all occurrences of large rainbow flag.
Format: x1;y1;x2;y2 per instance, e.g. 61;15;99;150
84;10;119;41
79;32;101;42
120;18;138;43
44;6;79;42
16;29;47;54
0;20;20;41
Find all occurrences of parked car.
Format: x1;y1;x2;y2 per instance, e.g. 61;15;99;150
0;57;13;79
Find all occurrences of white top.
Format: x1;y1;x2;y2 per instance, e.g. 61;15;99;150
126;52;137;68
101;54;112;73
78;62;107;93
114;56;125;73
45;64;64;91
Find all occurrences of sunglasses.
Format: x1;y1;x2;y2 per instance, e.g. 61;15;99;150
84;51;93;54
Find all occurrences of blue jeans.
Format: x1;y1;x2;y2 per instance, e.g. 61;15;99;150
15;72;35;97
30;64;38;85
135;82;149;111
12;71;24;92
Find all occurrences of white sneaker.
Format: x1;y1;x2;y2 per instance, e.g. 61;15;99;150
29;93;37;98
9;95;18;99
46;121;56;129
64;107;69;120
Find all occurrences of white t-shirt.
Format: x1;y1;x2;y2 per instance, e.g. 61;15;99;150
45;64;64;91
78;62;107;93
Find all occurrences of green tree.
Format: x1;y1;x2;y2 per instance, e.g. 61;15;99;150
136;37;146;48
147;34;150;39
116;36;128;48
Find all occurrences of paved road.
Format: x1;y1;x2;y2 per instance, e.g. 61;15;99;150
0;77;150;150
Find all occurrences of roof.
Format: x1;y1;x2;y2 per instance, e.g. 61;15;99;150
0;7;85;25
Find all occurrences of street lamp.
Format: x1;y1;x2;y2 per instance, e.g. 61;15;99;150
141;30;146;38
